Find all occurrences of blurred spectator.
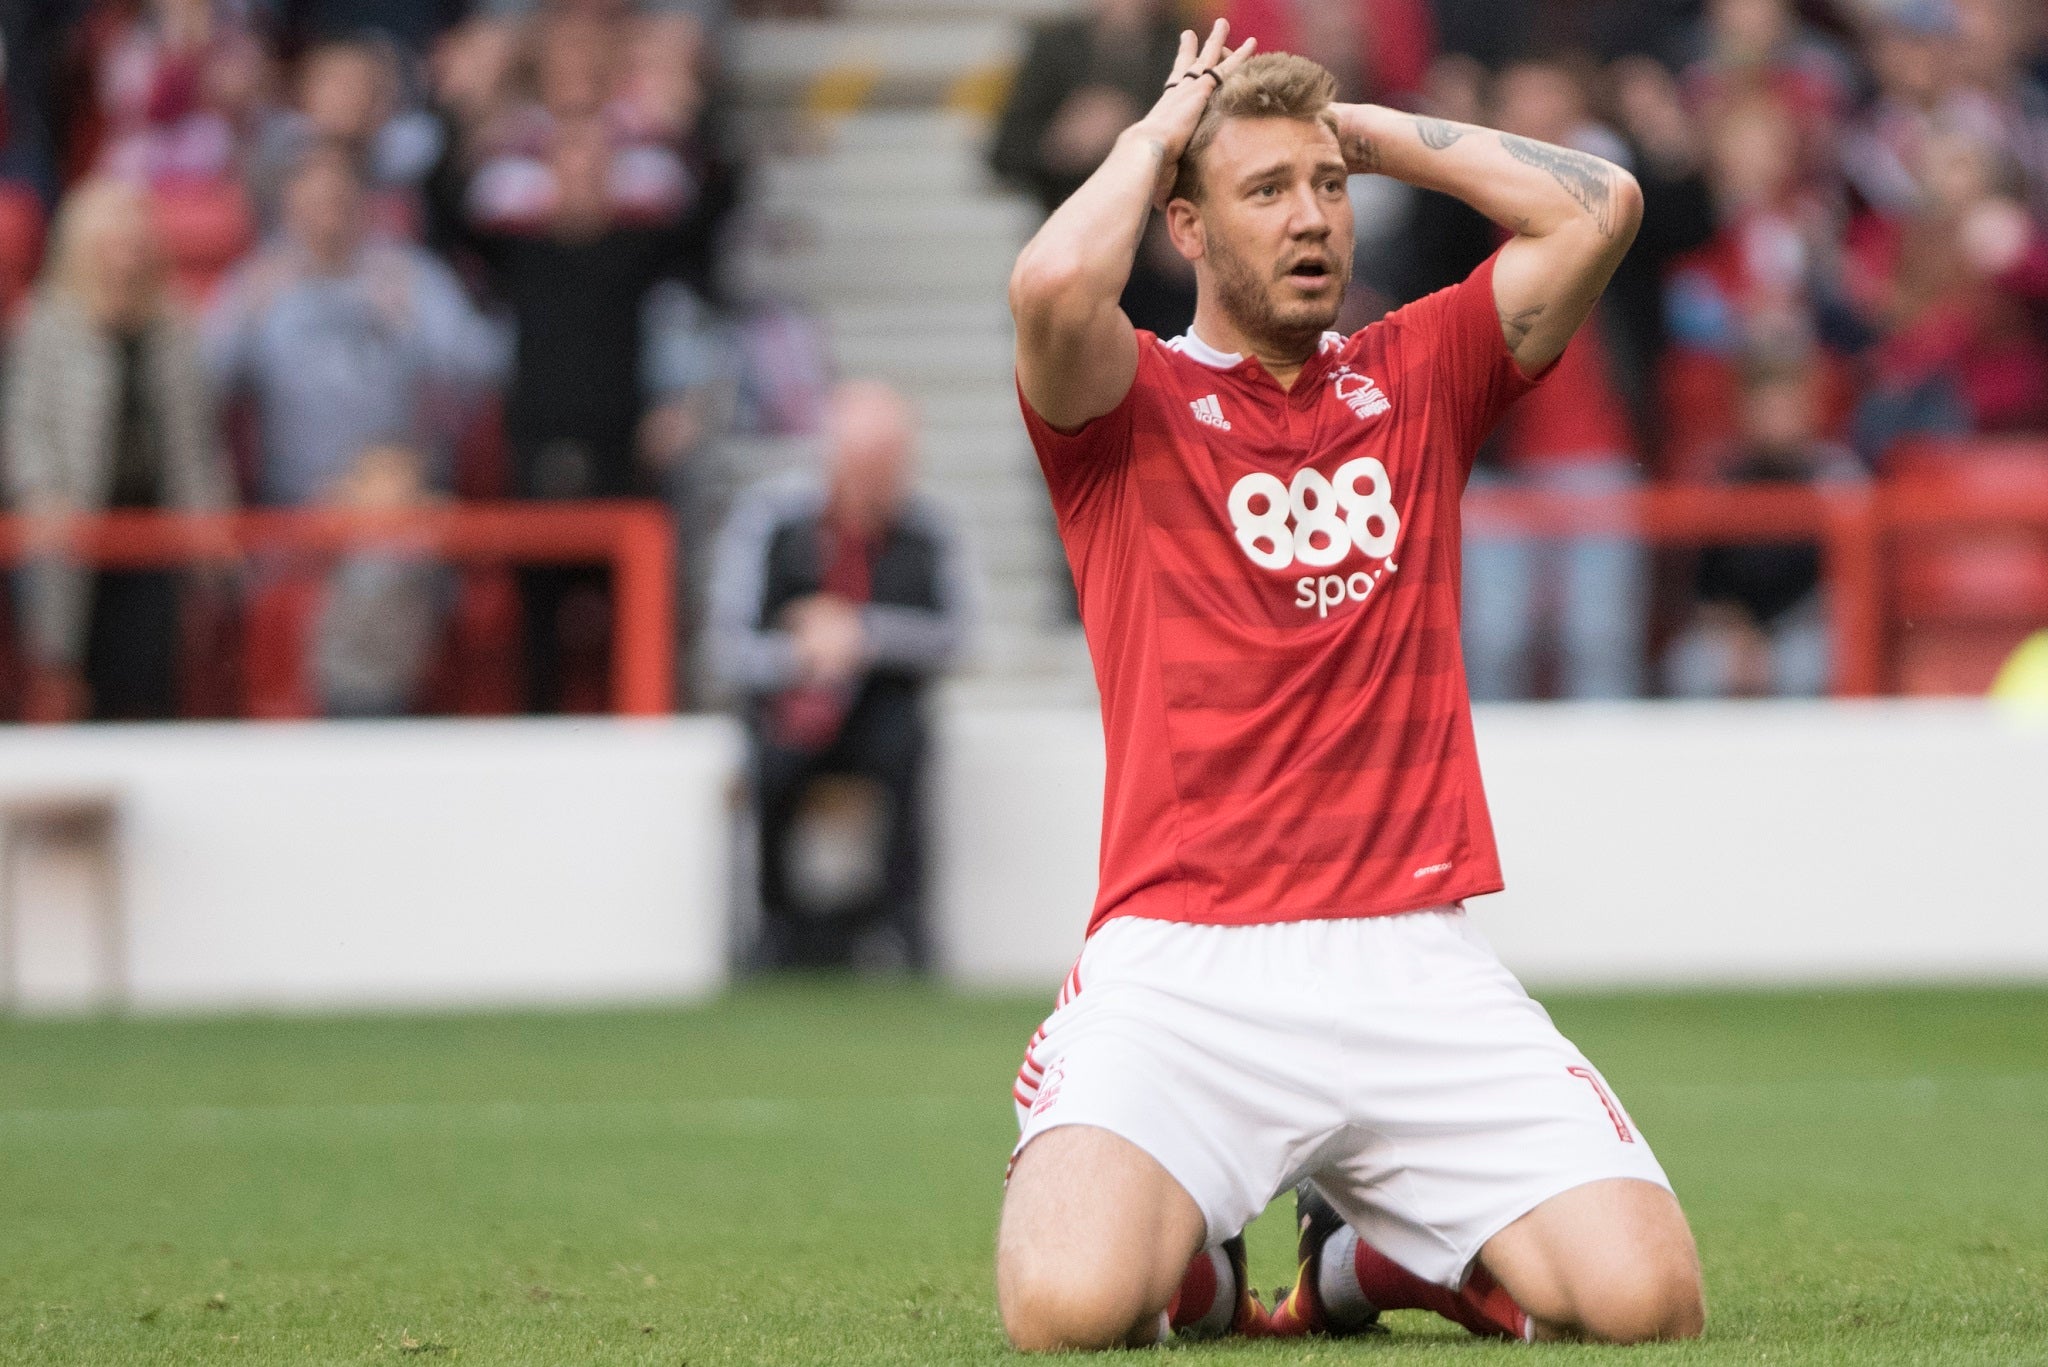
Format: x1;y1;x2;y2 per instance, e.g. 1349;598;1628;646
1666;353;1862;697
87;0;272;188
1667;91;1833;362
1843;124;2048;460
1676;0;1855;162
1660;86;1859;478
310;441;449;717
249;36;442;231
1599;56;1718;449
456;117;696;710
1950;0;2048;214
710;382;973;973
989;0;1193;336
417;16;522;254
202;143;504;506
458;10;697;231
3;177;231;722
1463;56;1651;701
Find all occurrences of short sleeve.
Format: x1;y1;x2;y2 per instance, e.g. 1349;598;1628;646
1383;248;1550;474
1016;362;1139;511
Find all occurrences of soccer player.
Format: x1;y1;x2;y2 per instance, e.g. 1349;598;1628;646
997;24;1705;1351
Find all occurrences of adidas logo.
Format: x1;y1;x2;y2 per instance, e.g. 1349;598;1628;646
1190;394;1232;431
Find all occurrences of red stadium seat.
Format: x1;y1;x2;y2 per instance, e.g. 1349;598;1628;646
1894;623;2038;696
240;570;324;720
419;567;523;716
151;180;256;305
1883;438;2048;692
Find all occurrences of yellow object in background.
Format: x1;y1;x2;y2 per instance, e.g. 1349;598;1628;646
1990;629;2048;704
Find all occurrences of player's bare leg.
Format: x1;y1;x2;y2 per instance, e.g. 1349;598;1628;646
998;1124;1251;1351
1477;1177;1705;1342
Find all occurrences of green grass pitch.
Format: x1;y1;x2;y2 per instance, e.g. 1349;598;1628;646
3;983;2046;1364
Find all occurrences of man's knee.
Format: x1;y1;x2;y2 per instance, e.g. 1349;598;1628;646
995;1127;1205;1352
996;1248;1156;1353
1483;1178;1705;1344
1572;1256;1706;1344
1556;1246;1703;1344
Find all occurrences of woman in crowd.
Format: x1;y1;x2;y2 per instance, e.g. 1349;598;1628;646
4;177;233;722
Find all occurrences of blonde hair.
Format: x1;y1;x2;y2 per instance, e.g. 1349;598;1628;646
43;178;166;325
1170;52;1341;203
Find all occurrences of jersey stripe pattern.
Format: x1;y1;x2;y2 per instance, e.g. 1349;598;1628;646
1019;251;1546;934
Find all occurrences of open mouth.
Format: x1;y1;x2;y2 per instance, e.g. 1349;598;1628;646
1283;259;1335;289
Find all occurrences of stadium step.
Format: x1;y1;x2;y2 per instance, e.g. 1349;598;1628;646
730;18;1018;111
729;70;1094;697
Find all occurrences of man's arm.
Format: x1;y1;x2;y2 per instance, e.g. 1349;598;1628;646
706;483;808;695
1332;105;1644;373
1007;21;1254;432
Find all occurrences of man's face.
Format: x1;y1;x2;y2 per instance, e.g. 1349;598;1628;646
284;158;365;265
1174;116;1354;350
302;49;388;142
827;388;914;534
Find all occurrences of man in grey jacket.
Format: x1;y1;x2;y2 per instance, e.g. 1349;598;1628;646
708;382;975;972
202;144;504;507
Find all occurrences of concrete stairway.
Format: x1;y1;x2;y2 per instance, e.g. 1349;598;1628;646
725;7;1096;703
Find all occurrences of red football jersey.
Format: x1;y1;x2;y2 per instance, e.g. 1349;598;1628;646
1019;250;1546;935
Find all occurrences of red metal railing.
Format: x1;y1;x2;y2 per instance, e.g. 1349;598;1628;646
1463;480;2048;696
0;502;675;716
5;478;2046;709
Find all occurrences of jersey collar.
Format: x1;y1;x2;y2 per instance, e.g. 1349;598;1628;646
1167;328;1347;383
1167;328;1246;369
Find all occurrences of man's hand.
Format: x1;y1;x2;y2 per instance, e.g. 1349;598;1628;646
1007;20;1252;432
784;594;866;687
1133;21;1259;208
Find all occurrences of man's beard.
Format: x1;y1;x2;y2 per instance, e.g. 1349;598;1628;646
1205;231;1348;358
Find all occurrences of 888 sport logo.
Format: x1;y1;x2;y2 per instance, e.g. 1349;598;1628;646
1226;457;1402;617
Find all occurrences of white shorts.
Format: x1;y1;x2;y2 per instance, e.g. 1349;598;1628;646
1011;907;1671;1289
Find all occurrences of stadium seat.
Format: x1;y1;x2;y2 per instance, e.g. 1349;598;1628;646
240;570;324;720
1894;623;2038;696
150;180;256;305
1883;439;2048;693
419;568;524;716
0;183;47;319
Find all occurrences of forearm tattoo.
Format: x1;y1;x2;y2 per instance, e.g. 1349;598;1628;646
1413;116;1466;150
1499;132;1615;237
1498;302;1546;351
1343;132;1383;174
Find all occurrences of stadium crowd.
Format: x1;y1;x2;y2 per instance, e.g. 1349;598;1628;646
994;0;2048;698
0;0;759;721
0;0;2046;721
